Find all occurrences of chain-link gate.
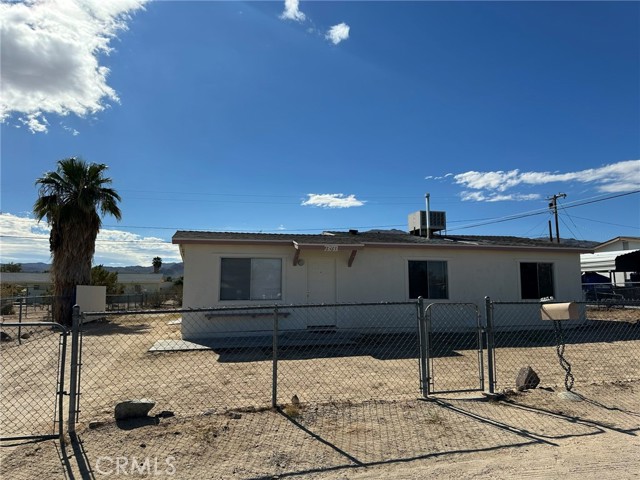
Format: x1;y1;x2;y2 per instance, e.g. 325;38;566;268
421;303;484;395
0;322;68;441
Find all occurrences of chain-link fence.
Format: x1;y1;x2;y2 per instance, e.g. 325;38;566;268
3;298;638;436
488;300;640;393
1;295;56;322
274;302;420;406
424;303;484;395
74;302;421;425
65;299;640;427
2;298;639;478
105;291;182;311
582;281;640;301
0;322;67;440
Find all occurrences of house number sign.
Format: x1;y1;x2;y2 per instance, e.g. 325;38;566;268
324;245;339;252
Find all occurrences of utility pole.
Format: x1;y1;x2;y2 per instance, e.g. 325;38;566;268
547;193;567;243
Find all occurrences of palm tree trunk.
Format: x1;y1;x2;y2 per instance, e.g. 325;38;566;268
51;215;98;326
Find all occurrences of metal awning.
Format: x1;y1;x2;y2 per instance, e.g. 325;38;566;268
581;249;640;272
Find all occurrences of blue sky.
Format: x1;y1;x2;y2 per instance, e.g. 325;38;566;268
1;0;639;266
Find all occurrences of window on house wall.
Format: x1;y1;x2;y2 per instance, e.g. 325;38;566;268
520;262;554;299
408;260;449;299
220;258;282;301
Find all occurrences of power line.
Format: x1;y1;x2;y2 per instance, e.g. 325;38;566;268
566;215;639;230
3;190;638;244
448;190;639;233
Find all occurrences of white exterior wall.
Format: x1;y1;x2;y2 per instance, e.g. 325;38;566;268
595;238;640;253
180;243;583;339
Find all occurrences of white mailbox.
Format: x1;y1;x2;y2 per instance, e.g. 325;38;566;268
540;302;579;321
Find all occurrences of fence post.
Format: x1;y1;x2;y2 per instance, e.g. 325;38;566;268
68;305;81;435
18;298;23;345
417;297;429;398
484;296;495;394
272;305;279;409
57;325;68;441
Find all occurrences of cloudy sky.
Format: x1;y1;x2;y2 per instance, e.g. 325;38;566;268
1;0;638;266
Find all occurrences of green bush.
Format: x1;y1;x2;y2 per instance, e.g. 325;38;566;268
1;302;15;315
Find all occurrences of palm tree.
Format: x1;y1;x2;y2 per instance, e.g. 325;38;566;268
152;256;162;274
34;158;121;325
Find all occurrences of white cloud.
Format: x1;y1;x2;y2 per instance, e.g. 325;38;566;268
61;124;80;136
280;1;350;45
19;112;49;133
426;173;455;181
460;191;542;203
301;193;365;209
0;213;180;266
0;0;147;133
280;0;305;22
326;22;350;45
454;160;640;201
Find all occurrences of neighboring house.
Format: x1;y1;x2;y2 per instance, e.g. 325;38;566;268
173;213;592;339
117;274;167;294
0;272;166;296
580;236;640;286
0;273;52;296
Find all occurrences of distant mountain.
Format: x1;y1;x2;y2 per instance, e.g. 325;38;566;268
12;262;184;278
18;262;51;273
104;262;184;278
534;238;600;248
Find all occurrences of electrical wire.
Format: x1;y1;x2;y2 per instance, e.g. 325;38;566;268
2;190;638;246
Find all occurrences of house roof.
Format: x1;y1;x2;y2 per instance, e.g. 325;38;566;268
172;230;594;253
595;236;640;250
0;272;51;284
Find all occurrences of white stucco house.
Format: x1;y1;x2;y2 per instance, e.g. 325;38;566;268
173;215;592;340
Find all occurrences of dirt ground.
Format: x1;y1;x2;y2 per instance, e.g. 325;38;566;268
1;382;639;479
1;306;639;478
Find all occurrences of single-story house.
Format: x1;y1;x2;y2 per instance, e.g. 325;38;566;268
173;213;592;339
115;274;169;294
0;272;52;295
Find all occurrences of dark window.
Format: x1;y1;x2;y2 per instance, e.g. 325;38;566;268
408;260;448;299
220;258;282;301
520;262;554;299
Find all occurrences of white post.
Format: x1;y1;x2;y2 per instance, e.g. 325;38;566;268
425;193;431;239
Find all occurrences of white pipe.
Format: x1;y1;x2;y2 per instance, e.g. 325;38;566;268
425;193;431;239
